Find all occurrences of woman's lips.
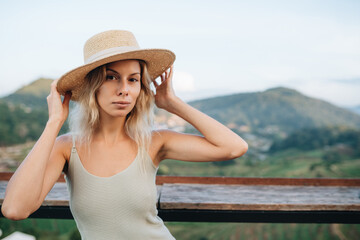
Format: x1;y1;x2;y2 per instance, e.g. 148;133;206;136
112;101;131;108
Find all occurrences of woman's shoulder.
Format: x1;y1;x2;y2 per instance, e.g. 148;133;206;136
54;133;74;160
151;130;163;148
56;133;73;145
151;129;174;144
151;129;184;142
150;129;181;152
150;129;185;164
151;129;178;137
149;130;173;156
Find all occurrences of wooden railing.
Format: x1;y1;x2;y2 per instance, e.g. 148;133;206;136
1;172;360;223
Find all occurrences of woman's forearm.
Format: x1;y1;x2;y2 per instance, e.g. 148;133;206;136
164;96;248;158
2;80;71;219
2;120;62;218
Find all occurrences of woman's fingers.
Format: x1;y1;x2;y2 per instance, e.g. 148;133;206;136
50;79;59;93
162;66;173;82
62;91;72;114
63;91;72;105
169;65;173;77
165;65;173;81
152;78;159;88
164;67;170;79
153;65;174;91
153;73;165;89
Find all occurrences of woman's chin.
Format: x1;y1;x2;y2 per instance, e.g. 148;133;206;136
102;110;131;118
113;112;130;118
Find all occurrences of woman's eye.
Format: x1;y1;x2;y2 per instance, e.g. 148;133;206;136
106;75;116;80
129;78;139;82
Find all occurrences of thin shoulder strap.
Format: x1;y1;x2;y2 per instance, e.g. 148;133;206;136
71;134;76;153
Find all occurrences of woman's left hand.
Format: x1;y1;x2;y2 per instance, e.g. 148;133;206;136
153;65;177;110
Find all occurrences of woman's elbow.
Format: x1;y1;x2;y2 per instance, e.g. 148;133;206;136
1;202;30;221
228;140;248;159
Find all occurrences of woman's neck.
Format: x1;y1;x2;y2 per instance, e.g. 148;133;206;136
93;115;128;145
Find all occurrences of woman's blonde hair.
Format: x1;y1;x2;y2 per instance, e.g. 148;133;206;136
68;60;154;174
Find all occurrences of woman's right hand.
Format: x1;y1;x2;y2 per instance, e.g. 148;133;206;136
46;79;71;125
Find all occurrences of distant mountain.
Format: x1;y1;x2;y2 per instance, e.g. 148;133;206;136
348;105;360;115
189;87;360;136
1;78;53;109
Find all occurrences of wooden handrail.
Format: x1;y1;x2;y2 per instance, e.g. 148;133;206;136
155;175;360;186
1;172;359;186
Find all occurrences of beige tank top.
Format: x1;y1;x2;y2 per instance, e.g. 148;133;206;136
64;136;176;240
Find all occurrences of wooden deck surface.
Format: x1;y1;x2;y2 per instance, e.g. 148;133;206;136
1;173;360;223
159;183;360;211
1;173;360;211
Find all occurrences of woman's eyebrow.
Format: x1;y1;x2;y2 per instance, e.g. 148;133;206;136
106;68;119;74
106;68;140;76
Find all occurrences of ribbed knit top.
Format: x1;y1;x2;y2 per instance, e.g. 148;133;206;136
64;136;176;240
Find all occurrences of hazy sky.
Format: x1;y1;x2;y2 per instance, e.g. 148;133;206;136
1;0;359;107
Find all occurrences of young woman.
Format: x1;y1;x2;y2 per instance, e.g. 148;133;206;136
2;30;248;239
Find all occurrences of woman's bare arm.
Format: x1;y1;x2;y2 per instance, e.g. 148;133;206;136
1;80;71;220
153;66;248;164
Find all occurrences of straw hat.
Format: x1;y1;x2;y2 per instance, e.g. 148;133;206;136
57;30;176;101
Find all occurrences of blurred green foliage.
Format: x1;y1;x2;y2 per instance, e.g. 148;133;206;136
269;126;360;158
0;101;68;146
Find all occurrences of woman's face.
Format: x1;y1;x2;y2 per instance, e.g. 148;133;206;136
96;59;141;118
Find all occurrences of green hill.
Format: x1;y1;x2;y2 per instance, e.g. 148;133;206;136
2;78;53;109
189;87;360;136
14;78;52;96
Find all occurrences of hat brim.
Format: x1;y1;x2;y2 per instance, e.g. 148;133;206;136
57;48;175;101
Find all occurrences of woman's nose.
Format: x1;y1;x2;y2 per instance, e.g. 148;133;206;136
116;81;129;96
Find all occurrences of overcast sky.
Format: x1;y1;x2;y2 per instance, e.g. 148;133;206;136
1;0;359;107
